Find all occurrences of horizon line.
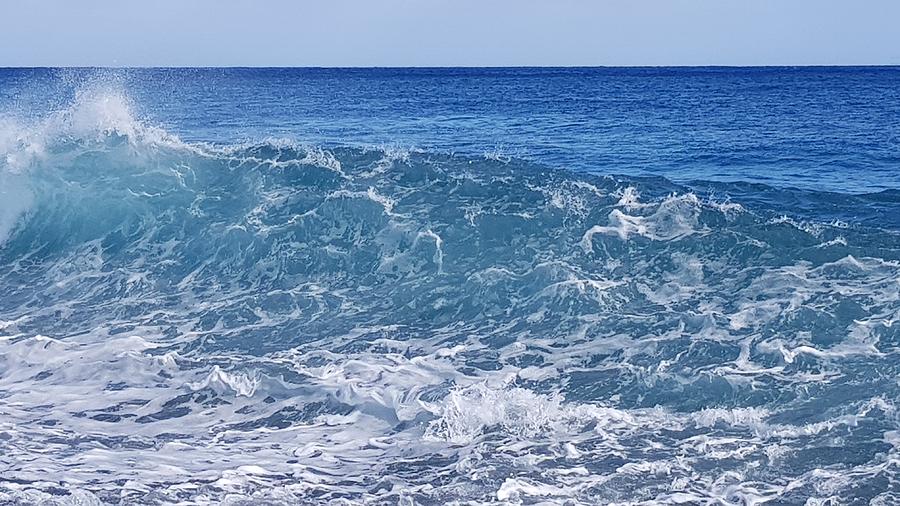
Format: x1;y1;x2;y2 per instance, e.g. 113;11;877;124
2;64;900;70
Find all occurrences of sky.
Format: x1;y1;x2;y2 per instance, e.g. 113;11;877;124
2;0;900;67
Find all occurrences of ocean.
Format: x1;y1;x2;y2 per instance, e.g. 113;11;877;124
1;67;899;505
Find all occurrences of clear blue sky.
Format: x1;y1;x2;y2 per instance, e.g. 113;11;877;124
3;0;899;67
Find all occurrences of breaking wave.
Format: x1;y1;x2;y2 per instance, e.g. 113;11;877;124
1;87;900;505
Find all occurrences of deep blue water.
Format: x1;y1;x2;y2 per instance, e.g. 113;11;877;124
1;68;900;505
4;67;900;192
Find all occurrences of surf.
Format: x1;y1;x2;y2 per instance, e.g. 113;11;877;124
1;79;900;505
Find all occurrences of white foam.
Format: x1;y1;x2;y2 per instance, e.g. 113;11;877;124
582;193;703;249
188;365;262;398
614;185;647;209
423;383;563;444
496;477;568;501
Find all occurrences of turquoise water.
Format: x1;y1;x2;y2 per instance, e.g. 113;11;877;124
1;68;899;505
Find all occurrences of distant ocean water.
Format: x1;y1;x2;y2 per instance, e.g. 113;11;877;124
1;67;899;505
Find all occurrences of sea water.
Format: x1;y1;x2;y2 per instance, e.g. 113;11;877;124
1;67;899;505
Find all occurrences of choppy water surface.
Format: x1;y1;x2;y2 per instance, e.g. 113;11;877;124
1;68;900;505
